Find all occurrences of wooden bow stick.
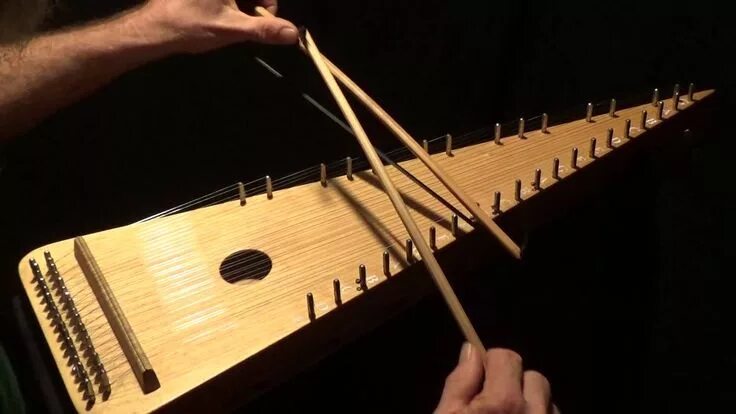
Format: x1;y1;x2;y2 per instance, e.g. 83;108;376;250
255;10;485;350
255;8;521;260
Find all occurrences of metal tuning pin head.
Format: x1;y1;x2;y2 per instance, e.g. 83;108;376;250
383;251;390;277
541;113;549;134
266;176;273;199
333;279;342;306
515;179;522;202
238;182;246;206
429;226;437;250
518;118;525;138
552;158;560;180
688;83;695;101
652;88;659;107
586;103;593;123
606;128;614;149
445;134;453;156
423;139;429;152
320;163;327;187
589;138;597;159
451;214;459;236
492;191;501;215
657;101;664;121
609;99;617;117
673;83;680;97
571;147;579;169
533;169;542;191
673;89;680;111
359;264;368;291
306;293;316;321
640;110;648;130
405;239;414;263
624;119;631;139
346;157;353;180
495;123;502;145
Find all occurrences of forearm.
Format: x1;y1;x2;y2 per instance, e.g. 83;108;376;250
0;0;296;144
0;8;174;142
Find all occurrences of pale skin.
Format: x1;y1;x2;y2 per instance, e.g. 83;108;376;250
0;0;297;142
435;346;559;414
0;1;556;411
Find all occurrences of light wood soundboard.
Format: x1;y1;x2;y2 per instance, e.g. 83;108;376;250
18;89;713;412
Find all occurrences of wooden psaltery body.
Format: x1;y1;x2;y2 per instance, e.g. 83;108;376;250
18;91;713;412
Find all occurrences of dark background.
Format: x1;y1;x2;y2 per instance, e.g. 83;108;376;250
1;1;734;413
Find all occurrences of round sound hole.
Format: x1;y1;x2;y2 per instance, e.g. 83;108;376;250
219;250;272;284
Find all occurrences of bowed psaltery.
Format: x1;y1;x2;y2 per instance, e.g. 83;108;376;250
18;9;714;412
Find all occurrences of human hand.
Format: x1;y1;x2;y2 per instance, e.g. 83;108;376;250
134;0;298;54
435;345;559;414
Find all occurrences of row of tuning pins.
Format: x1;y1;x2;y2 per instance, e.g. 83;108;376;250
305;214;466;321
301;83;695;321
29;257;97;405
237;84;695;207
43;251;111;399
489;83;695;214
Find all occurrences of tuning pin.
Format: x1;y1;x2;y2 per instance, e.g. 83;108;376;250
495;123;502;145
429;226;437;250
673;89;680;111
657;101;664;121
238;182;246;206
515;179;522;202
589;138;597;159
405;240;414;263
445;134;453;156
423;139;429;152
586;103;593;123
358;264;368;290
624;119;631;139
606;128;614;149
266;176;273;199
552;158;560;179
518;118;525;138
492;191;501;215
533;169;542;191
640;110;648;130
333;279;342;305
541;113;549;133
320;163;327;187
688;83;695;101
346;157;353;180
383;251;391;276
609;99;617;117
652;88;659;107
451;214;459;236
571;147;579;169
306;293;316;321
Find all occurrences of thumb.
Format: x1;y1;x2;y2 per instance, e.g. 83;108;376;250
434;342;484;413
237;15;298;45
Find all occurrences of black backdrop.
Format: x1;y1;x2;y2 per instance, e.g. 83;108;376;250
1;1;734;413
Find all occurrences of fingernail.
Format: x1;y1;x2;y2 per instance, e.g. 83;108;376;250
278;27;298;44
459;342;473;363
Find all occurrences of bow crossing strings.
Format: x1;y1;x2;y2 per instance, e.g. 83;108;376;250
45;30;667;390
48;88;669;393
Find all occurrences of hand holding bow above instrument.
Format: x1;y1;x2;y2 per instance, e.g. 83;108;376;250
139;0;299;53
0;0;297;142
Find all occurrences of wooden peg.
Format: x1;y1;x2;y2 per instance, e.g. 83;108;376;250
492;191;501;215
306;293;316;321
238;182;246;206
533;169;542;191
333;279;342;305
